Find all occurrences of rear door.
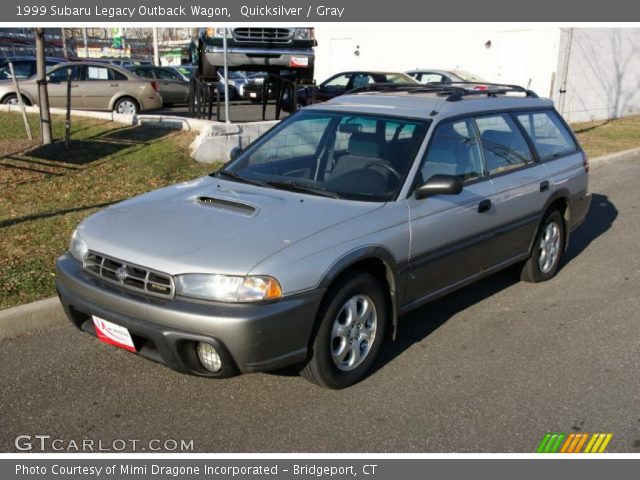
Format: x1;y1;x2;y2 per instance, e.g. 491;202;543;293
405;118;495;306
80;65;122;110
156;67;188;104
474;113;552;267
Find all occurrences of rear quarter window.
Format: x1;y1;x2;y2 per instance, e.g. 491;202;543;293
516;110;577;160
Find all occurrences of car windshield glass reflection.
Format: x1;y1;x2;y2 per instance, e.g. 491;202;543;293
221;111;429;202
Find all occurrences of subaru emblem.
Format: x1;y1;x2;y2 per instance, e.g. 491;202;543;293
115;267;128;282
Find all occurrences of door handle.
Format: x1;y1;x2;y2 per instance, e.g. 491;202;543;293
540;180;550;192
69;83;79;88
478;199;492;213
108;83;120;87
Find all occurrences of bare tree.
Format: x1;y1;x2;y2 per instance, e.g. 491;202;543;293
35;28;52;145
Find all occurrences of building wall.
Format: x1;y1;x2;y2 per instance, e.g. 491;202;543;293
554;28;640;123
313;26;561;99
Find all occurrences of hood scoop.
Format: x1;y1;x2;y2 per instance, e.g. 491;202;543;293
195;196;257;216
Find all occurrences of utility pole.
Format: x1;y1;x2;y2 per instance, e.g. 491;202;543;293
35;28;52;145
153;28;160;66
61;27;68;57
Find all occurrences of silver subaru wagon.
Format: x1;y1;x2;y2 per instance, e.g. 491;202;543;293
56;83;591;389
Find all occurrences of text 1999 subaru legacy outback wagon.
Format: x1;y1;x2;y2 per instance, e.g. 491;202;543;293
56;83;591;389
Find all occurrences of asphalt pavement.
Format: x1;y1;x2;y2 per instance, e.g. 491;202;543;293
154;101;289;123
1;156;638;453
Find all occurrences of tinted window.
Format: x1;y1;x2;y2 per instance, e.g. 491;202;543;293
516;110;577;160
0;60;34;79
475;114;533;175
133;68;155;79
111;69;128;81
227;111;428;202
48;65;82;82
419;119;484;183
417;73;446;84
323;74;350;90
157;68;179;80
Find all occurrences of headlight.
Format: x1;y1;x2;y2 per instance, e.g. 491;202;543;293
175;274;282;303
69;229;88;262
293;28;314;40
204;27;233;39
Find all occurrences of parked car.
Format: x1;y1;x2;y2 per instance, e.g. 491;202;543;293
56;83;590;388
0;56;67;79
406;69;490;89
197;27;316;81
0;61;162;114
283;71;419;112
128;65;190;105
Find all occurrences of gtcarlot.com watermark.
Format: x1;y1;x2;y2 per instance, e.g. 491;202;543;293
15;434;194;452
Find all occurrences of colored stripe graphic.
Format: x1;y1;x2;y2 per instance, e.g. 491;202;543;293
537;433;613;453
536;433;566;453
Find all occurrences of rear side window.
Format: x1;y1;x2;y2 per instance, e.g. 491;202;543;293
111;69;128;81
419;118;484;183
475;114;533;175
134;68;155;79
516;110;577;160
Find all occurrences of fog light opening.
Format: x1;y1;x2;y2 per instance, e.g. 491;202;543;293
196;342;222;373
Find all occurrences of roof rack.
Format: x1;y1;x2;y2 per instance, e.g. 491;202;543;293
348;81;538;101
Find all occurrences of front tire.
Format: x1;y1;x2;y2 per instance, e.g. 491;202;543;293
300;271;387;389
521;209;565;283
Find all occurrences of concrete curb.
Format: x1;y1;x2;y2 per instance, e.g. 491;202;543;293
0;145;638;341
0;297;66;340
589;146;640;167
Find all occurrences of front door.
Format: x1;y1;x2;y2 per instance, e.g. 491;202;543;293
45;65;83;109
404;118;494;306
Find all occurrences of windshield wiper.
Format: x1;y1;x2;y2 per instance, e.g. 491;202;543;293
265;180;342;199
214;170;271;188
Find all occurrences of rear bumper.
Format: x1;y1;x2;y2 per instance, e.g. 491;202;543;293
570;190;592;232
56;253;324;375
139;93;163;111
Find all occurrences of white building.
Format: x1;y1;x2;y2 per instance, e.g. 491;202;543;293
313;26;640;123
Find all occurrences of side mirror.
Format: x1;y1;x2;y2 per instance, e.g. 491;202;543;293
414;174;463;200
229;146;242;161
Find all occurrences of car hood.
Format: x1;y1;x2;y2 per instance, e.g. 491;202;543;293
78;176;382;276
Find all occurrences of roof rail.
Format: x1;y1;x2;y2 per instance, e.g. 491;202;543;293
348;81;538;101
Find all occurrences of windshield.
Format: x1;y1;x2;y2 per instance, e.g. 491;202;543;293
221;111;429;202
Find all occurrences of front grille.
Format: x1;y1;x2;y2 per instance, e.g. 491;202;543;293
232;28;293;44
83;251;174;299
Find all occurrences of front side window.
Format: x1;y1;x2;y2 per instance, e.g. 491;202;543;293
416;73;446;84
47;65;82;82
418;118;484;184
475;114;533;175
322;74;351;92
516;110;577;160
157;68;179;80
223;111;429;202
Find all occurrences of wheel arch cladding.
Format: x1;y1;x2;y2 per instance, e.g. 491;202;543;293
318;246;399;341
534;192;570;254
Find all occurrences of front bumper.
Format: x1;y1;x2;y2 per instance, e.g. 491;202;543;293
201;46;314;77
56;253;324;375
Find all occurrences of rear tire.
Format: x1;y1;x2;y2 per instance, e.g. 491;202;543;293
521;209;565;283
2;93;30;106
113;97;139;115
300;271;387;389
